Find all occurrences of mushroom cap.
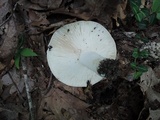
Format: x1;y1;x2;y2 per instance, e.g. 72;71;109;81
47;21;117;87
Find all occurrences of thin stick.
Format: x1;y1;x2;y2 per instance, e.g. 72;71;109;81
21;57;34;120
8;72;24;101
41;73;53;95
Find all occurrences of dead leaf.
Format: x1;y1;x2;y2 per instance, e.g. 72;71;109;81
112;0;127;26
18;0;44;10
0;62;6;72
154;65;160;79
54;80;87;101
0;103;27;120
147;109;160;120
0;0;11;24
123;32;136;38
38;88;90;120
0;18;18;75
28;10;49;26
30;0;62;9
139;67;160;102
1;67;35;94
0;109;18;120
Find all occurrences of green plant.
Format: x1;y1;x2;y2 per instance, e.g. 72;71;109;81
14;34;37;69
135;34;149;43
130;0;160;29
130;48;149;79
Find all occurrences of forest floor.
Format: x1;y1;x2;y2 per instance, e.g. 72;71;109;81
0;0;160;120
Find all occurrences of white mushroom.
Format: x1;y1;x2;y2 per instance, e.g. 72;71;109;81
47;21;117;87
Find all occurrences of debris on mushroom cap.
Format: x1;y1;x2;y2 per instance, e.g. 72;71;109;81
47;21;117;87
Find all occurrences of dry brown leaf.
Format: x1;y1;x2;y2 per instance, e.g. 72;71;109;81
0;19;18;76
38;88;91;120
18;0;44;10
28;10;49;27
0;62;6;72
54;80;87;101
1;66;35;95
140;67;160;102
0;1;19;77
17;0;128;30
30;0;62;9
139;67;160;120
0;108;19;120
112;0;127;26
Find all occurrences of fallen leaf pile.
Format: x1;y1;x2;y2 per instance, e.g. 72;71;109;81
0;0;160;120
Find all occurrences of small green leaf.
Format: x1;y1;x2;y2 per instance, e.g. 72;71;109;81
133;71;143;79
156;13;160;20
130;0;147;22
135;34;141;39
132;48;139;58
137;21;148;30
135;34;149;42
15;56;20;69
141;37;149;43
136;65;148;72
130;1;140;14
20;48;37;57
130;0;141;6
135;12;146;22
17;34;25;49
141;8;150;16
152;0;160;13
130;62;138;70
139;50;149;58
131;63;148;72
149;13;157;24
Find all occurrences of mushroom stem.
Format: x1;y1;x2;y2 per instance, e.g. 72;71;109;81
79;52;104;74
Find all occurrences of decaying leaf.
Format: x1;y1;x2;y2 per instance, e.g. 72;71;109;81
154;65;160;79
0;0;11;24
38;88;90;120
30;0;62;9
28;10;49;26
0;62;6;72
54;80;87;101
17;0;128;31
0;103;28;120
139;67;160;120
0;0;19;76
140;0;146;8
1;67;34;95
112;0;127;26
147;108;160;120
139;67;160;102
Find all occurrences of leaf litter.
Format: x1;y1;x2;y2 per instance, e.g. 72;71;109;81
0;0;160;119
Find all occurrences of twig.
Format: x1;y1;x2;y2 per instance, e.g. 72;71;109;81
8;72;24;101
41;73;53;95
21;57;34;120
137;107;146;120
